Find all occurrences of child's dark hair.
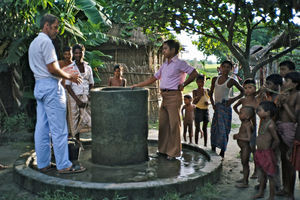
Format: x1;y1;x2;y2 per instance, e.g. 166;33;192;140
72;44;85;53
241;106;255;118
266;74;283;86
163;40;180;55
63;46;71;52
279;60;295;70
221;60;233;69
243;78;256;86
285;71;300;90
258;101;277;117
114;64;122;72
196;74;205;81
184;94;192;100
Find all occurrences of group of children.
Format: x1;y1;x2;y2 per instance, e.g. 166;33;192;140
181;60;299;200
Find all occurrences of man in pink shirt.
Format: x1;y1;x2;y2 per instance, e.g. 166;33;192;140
132;40;198;160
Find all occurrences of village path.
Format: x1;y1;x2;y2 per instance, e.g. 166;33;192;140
149;106;300;200
0;107;299;199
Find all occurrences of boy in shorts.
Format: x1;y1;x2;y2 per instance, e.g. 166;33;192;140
254;101;280;200
192;74;210;146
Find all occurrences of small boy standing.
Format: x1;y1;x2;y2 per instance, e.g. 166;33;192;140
254;101;280;200
209;60;244;158
108;65;126;87
192;74;210;146
233;106;255;188
181;95;195;143
233;78;259;178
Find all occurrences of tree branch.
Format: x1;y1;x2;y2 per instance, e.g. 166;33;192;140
228;0;239;44
187;26;221;41
251;39;300;76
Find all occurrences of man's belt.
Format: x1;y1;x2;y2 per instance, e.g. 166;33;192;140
160;88;179;92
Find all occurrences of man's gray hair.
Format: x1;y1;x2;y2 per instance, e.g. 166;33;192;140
40;14;59;29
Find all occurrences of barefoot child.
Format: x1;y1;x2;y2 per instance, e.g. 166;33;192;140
233;78;259;178
254;101;280;200
108;65;126;86
192;74;210;146
209;60;244;158
233;106;255;188
276;71;300;199
181;95;195;143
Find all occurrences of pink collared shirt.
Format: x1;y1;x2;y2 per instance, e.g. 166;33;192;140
154;56;195;90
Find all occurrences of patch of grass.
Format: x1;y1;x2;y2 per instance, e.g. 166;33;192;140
231;123;240;129
159;191;180;200
149;120;159;130
183;64;218;94
197;183;221;200
38;190;92;200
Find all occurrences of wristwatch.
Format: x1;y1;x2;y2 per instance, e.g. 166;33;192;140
182;83;185;87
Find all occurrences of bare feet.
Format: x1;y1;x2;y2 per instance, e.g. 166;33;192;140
235;178;244;183
253;193;264;199
250;172;258;179
235;182;249;188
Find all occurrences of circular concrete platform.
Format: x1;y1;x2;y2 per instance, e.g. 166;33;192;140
14;140;222;199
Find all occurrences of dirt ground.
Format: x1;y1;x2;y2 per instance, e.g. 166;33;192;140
0;109;299;200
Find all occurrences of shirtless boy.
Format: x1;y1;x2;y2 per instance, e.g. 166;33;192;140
254;101;280;200
233;106;255;188
279;60;295;78
108;65;126;86
181;95;195;143
233;78;258;178
276;71;300;199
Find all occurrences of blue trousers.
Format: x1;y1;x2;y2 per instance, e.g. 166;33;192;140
34;78;72;170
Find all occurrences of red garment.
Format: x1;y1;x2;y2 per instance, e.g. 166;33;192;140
254;149;277;176
291;140;300;171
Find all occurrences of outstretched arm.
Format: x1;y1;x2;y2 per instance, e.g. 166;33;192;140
131;76;157;88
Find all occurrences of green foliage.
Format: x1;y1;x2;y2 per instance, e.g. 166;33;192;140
198;183;221;200
159;191;180;200
110;0;299;78
38;190;92;200
0;112;32;134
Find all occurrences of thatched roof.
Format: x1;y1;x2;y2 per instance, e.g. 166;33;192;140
106;24;151;46
249;31;300;65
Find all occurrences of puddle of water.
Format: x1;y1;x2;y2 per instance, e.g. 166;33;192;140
34;144;207;183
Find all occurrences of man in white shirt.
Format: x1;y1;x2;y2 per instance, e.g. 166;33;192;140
29;14;85;173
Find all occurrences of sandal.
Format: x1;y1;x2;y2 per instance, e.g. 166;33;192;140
0;164;8;170
166;156;176;161
58;164;86;174
39;163;56;173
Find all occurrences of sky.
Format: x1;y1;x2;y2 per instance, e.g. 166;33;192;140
175;31;217;63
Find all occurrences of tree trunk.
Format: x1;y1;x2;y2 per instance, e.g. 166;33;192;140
241;61;251;79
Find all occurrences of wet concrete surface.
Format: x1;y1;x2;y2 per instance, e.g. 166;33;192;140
31;143;207;183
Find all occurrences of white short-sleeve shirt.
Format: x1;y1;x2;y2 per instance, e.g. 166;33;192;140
28;33;57;80
65;62;94;95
